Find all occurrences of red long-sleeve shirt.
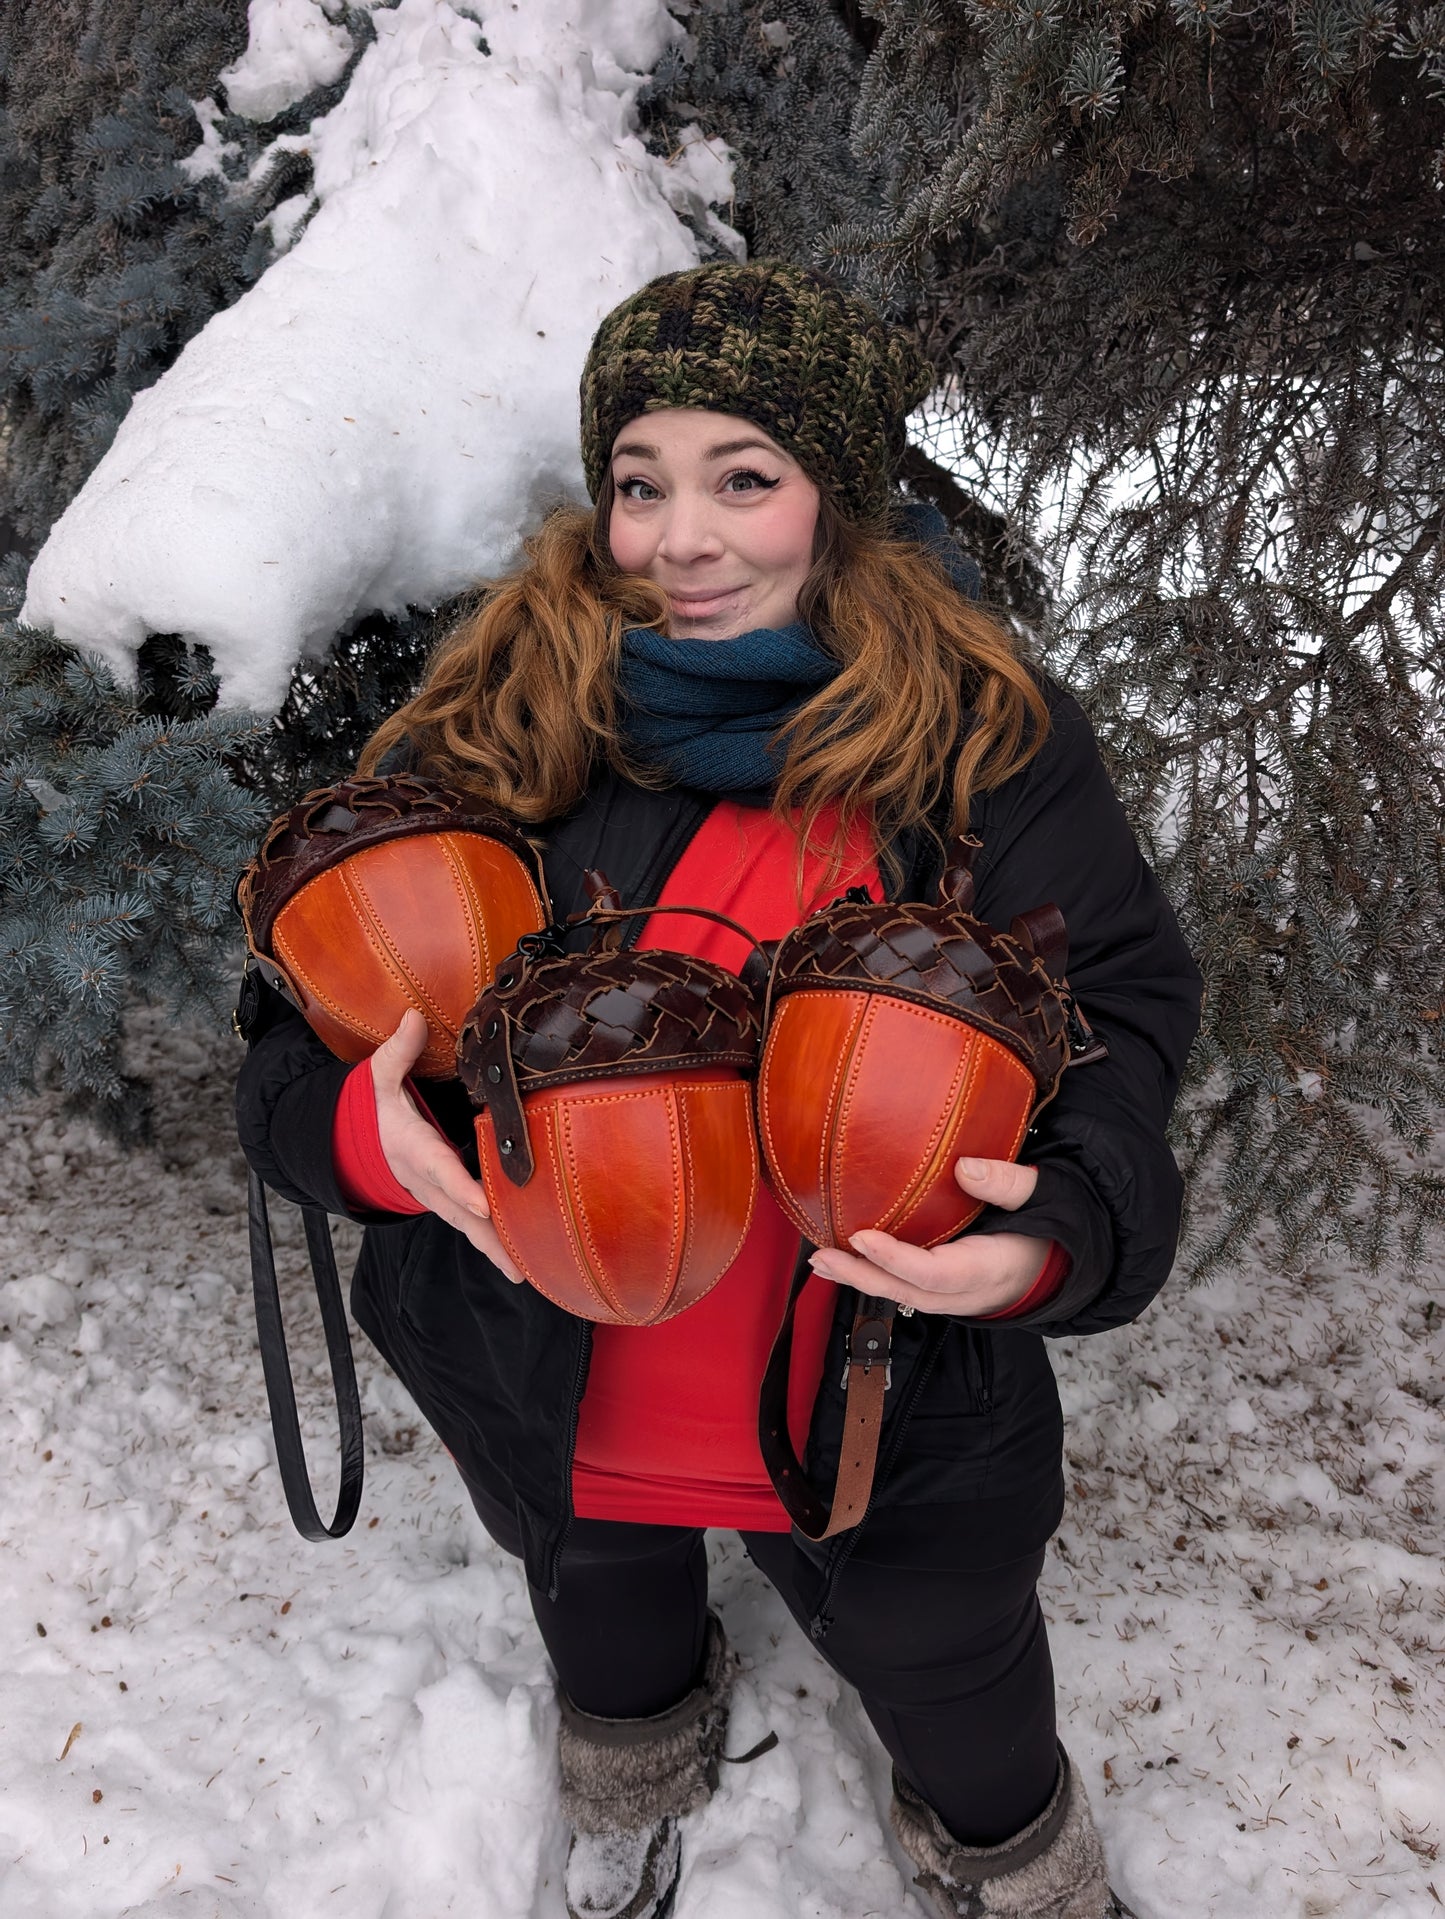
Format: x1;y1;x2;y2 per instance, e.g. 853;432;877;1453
332;798;1068;1527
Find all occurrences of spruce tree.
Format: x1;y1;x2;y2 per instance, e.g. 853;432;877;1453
0;0;381;1122
237;600;467;811
0;560;267;1136
799;0;1445;1283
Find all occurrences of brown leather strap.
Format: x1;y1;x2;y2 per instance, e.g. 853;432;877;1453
758;1238;895;1540
564;896;772;968
1011;901;1068;977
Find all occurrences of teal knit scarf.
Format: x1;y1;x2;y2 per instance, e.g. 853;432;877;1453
615;620;839;794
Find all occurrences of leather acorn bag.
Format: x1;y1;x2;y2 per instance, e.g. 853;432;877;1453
455;874;775;1327
756;829;1107;1249
234;771;552;1543
236;772;552;1077
750;829;1109;1541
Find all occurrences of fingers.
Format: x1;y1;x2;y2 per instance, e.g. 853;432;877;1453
808;1243;983;1316
360;1027;524;1284
471;1220;525;1287
402;1144;528;1283
818;1230;946;1291
399;1144;527;1285
810;1231;989;1304
953;1154;1039;1211
411;1142;492;1225
838;1272;947;1316
371;1007;431;1089
808;1223;1042;1318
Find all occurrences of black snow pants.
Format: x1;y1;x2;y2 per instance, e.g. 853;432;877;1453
468;1480;1059;1849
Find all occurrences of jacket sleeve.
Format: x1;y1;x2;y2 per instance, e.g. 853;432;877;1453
956;670;1204;1336
234;973;416;1226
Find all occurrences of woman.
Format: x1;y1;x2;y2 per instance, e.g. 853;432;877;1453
236;260;1202;1919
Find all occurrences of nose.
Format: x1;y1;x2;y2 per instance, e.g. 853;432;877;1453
655;490;725;565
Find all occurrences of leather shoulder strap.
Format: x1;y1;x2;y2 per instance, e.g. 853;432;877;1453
247;1170;363;1539
758;1238;896;1540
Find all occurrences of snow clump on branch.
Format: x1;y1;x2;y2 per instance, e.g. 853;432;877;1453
22;0;739;712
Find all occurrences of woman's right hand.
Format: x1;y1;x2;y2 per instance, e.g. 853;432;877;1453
370;1009;526;1285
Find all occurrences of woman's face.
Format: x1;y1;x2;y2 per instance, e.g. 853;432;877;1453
606;408;821;640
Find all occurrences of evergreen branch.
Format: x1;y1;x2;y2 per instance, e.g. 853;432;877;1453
1340;501;1445;638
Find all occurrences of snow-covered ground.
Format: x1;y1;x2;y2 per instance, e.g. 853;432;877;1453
0;1002;1440;1918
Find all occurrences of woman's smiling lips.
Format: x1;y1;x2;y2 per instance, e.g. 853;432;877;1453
666;586;745;616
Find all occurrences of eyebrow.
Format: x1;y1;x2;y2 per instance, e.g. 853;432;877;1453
610;436;781;464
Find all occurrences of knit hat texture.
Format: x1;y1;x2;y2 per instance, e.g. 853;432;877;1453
579;259;935;526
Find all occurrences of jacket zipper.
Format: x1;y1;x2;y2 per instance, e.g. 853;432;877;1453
547;1319;593;1601
968;1320;995;1411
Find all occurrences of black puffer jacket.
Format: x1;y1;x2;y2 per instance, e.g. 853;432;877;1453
235;667;1203;1637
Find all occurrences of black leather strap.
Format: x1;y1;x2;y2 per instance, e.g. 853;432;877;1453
247;1169;364;1540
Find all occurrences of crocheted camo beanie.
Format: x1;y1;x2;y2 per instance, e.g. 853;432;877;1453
579;259;935;526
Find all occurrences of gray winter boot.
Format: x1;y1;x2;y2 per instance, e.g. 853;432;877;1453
557;1611;735;1919
889;1742;1138;1919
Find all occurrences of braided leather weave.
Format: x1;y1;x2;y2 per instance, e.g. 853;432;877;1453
764;901;1072;1100
456;888;766;1186
460;943;759;1078
767;832;1103;1103
238;772;547;950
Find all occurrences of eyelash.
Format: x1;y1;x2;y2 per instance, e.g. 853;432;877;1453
615;468;781;501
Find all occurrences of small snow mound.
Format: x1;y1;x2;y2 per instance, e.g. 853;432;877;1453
1140;1391;1180;1435
1225;1394;1258;1434
1376;1757;1445;1840
0;1274;76;1331
49;1247;95;1284
219;0;354;122
380;1665;557;1905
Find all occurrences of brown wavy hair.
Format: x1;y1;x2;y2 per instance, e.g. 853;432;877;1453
359;481;1052;910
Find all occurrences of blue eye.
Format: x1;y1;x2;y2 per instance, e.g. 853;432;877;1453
616;476;661;501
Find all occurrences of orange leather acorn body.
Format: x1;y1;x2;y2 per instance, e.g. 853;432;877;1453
456;877;771;1327
756;833;1108;1250
237;774;551;1078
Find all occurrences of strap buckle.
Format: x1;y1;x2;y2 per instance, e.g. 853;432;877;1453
841;1314;893;1391
1061;990;1110;1064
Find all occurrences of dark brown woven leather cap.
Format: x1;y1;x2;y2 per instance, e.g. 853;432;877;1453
762;833;1105;1096
766;896;1073;1092
456;928;764;1187
237;773;551;956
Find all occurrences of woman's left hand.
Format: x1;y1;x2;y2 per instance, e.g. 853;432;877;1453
806;1156;1047;1317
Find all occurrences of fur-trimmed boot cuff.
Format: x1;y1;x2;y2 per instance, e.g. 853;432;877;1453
889;1743;1132;1919
557;1611;736;1835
